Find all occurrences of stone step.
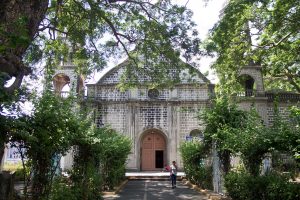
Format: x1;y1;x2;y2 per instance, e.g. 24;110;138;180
125;171;185;181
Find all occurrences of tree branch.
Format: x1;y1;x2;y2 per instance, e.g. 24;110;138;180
4;71;25;94
253;32;294;49
100;14;130;55
108;0;169;12
285;68;300;93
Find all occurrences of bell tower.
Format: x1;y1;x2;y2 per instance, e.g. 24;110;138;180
238;65;265;96
52;41;84;97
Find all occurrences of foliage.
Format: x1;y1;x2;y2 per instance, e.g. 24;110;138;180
0;0;201;94
271;151;299;179
179;140;212;190
199;97;300;176
0;82;31;165
205;0;300;94
199;97;247;174
49;177;79;200
11;90;84;200
290;106;300;160
225;171;300;200
234;108;270;176
2;87;131;200
96;128;131;190
71;126;131;198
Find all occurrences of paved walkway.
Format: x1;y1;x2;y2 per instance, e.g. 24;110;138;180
103;179;208;200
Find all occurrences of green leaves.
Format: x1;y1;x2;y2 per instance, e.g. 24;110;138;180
36;0;201;86
206;0;300;93
199;96;300;176
179;140;213;189
72;126;132;193
8;90;87;199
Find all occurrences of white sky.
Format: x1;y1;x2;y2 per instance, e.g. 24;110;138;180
6;0;226;115
87;0;226;84
180;0;227;83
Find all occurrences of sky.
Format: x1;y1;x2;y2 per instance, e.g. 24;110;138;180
8;0;227;89
179;0;227;83
5;0;227;114
87;0;227;84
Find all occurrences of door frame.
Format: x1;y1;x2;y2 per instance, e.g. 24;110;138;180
139;129;168;171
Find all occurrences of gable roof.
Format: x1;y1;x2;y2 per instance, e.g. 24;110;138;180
93;58;211;86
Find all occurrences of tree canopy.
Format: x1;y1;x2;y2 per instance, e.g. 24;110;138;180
0;0;201;94
206;0;300;93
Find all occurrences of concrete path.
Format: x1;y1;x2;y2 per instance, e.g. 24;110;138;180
103;179;208;200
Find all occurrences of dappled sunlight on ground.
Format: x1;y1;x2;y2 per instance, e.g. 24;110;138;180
103;180;208;200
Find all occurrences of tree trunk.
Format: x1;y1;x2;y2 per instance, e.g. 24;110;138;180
0;145;4;171
31;157;50;200
220;150;231;174
0;0;48;91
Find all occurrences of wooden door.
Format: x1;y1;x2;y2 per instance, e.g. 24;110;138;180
141;132;166;171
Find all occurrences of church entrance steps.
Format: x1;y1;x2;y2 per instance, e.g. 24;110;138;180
125;171;185;181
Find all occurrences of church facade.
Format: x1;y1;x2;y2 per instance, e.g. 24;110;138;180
84;62;300;171
2;59;300;173
86;61;214;171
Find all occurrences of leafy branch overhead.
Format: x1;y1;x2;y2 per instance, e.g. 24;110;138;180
0;0;201;93
206;0;300;93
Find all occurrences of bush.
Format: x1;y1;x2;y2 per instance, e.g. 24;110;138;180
225;171;300;200
180;140;213;190
71;127;131;195
272;151;299;179
70;161;103;200
14;168;25;181
97;128;131;190
49;177;78;200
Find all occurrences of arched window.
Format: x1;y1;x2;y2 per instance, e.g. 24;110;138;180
61;84;70;98
238;74;256;97
53;73;70;97
189;129;204;140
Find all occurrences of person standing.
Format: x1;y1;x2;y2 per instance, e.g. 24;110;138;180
170;161;178;188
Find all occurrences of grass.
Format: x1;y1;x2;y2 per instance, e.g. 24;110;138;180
3;161;23;171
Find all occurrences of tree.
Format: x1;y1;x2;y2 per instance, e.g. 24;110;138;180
0;0;201;94
235;108;270;176
180;140;213;189
0;87;29;166
290;106;300;160
205;0;300;93
0;0;201;170
12;91;84;200
199;97;247;174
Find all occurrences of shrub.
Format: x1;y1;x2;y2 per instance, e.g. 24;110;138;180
71;127;131;195
225;171;300;200
97;128;131;190
180;140;213;190
49;177;78;200
272;151;299;179
14;168;25;181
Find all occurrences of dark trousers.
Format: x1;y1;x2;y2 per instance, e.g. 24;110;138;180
171;174;177;187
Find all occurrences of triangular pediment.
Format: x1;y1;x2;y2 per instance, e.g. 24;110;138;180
96;59;210;86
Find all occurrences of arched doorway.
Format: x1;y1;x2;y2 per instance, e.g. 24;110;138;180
141;130;166;171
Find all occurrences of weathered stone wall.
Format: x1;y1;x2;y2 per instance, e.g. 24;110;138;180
237;98;296;126
85;63;213;170
93;85;211;170
239;66;264;95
